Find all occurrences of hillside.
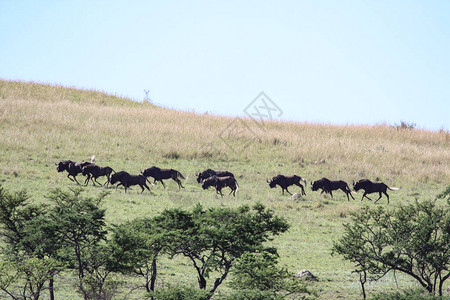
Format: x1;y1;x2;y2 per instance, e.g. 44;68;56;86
0;80;449;299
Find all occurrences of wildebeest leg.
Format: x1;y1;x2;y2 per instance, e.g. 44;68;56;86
117;183;131;192
71;175;81;185
383;192;390;204
160;180;166;189
360;194;364;201
216;187;223;197
175;179;184;190
343;189;352;201
285;187;292;195
329;190;333;199
348;189;355;200
298;184;306;196
141;183;152;194
373;192;383;203
84;175;90;186
361;192;372;201
88;176;97;186
67;174;75;183
94;177;103;186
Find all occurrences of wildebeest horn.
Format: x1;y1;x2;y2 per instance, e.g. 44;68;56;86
352;180;355;186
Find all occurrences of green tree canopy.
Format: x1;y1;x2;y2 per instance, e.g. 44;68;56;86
332;200;450;297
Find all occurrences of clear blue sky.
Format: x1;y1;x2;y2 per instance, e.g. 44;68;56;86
1;1;449;130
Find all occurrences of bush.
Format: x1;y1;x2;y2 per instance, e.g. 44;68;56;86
370;288;450;300
218;289;284;300
147;285;211;300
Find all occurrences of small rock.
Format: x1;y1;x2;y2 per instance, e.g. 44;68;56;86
295;269;318;281
288;193;304;201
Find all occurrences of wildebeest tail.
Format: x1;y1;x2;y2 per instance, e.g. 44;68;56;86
301;177;307;187
177;171;185;179
235;179;239;191
388;186;399;191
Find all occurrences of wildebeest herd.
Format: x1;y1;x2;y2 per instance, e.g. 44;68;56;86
56;159;398;203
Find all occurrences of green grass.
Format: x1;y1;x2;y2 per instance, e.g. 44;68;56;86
0;79;449;299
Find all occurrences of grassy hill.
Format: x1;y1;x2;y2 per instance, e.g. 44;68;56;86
0;79;449;299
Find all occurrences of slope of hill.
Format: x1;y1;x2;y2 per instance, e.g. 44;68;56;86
0;79;449;298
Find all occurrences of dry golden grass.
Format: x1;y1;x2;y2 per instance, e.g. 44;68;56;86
1;79;448;186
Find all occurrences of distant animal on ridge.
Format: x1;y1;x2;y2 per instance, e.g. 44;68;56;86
56;160;90;185
311;178;354;201
82;164;115;187
353;179;398;204
202;175;239;197
110;171;152;193
196;169;234;183
267;175;307;196
142;166;185;190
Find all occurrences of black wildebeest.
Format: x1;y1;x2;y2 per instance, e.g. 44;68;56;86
82;164;115;187
196;169;234;183
109;171;130;190
142;166;185;190
311;178;354;201
202;175;239;197
110;171;152;193
267;174;307;196
353;179;398;204
56;160;90;184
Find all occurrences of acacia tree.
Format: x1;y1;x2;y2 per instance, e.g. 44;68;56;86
0;186;63;300
332;200;450;297
45;188;113;299
168;203;290;297
108;208;196;299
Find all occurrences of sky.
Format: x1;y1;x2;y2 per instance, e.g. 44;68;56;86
1;1;449;130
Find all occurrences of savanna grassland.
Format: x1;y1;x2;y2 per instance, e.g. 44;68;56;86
0;79;449;299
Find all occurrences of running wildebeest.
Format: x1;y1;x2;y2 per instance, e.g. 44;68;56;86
142;166;185;190
56;160;90;184
202;175;239;197
196;169;235;183
311;178;354;201
82;164;115;187
109;171;130;190
353;179;398;204
267;174;307;196
110;171;152;193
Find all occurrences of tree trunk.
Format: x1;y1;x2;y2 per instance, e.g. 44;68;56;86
359;271;367;300
198;274;207;289
150;258;157;292
49;277;55;300
210;266;231;295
